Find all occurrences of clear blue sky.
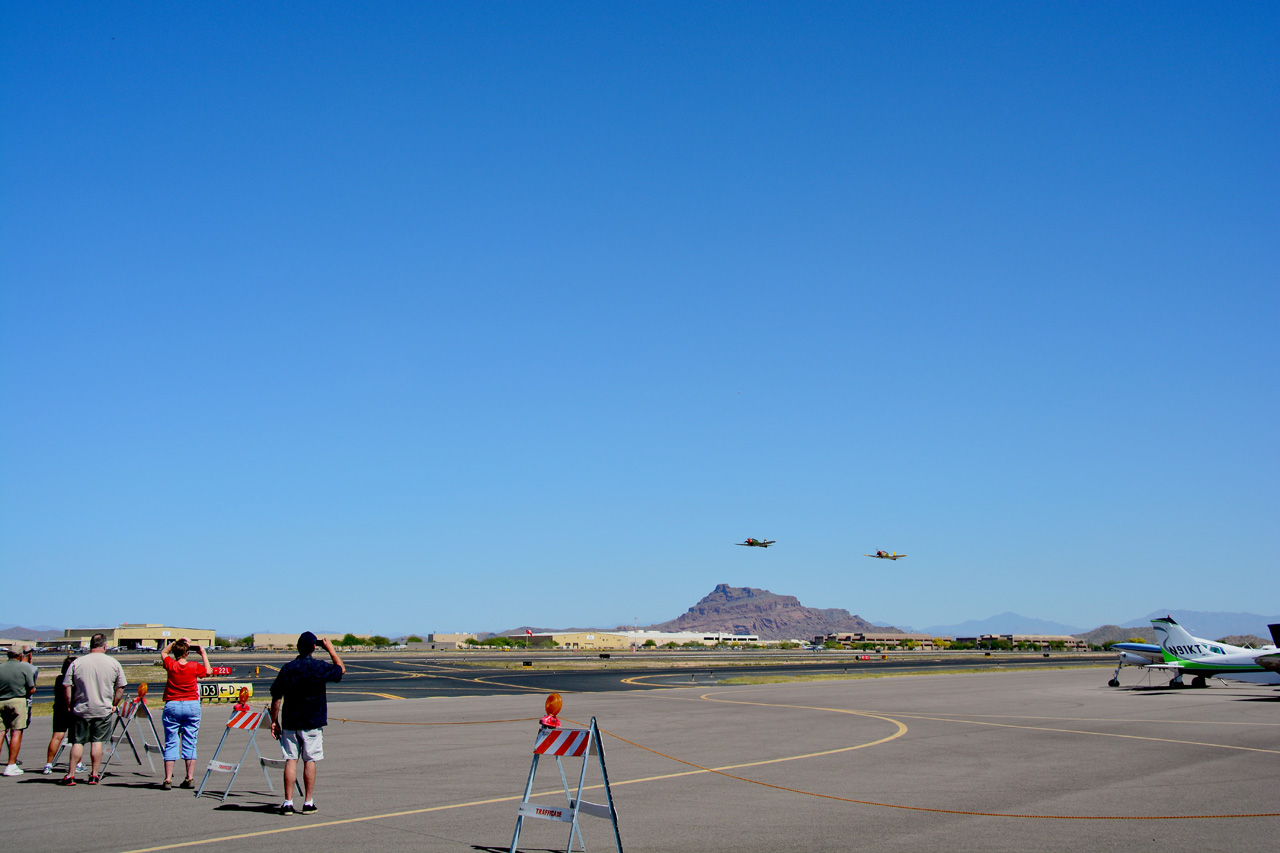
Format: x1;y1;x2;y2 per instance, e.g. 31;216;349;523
2;3;1276;637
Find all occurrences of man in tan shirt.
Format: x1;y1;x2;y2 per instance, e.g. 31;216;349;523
62;633;126;785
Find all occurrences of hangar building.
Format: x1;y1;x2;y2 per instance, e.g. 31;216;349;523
61;624;216;650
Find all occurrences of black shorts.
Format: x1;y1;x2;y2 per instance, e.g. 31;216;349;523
68;714;112;744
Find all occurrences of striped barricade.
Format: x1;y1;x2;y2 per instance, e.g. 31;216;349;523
194;707;276;801
100;696;162;775
510;718;622;853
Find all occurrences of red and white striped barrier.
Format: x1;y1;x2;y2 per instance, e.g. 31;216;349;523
226;708;263;731
533;727;591;757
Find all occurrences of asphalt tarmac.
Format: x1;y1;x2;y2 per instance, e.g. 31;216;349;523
5;667;1277;852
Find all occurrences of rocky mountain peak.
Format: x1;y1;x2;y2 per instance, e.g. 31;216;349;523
635;584;900;640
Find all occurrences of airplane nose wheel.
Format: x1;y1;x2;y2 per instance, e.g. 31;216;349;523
1191;675;1207;688
1107;659;1123;687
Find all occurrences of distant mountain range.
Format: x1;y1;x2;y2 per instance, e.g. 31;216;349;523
923;612;1084;636
0;625;68;641
1119;610;1280;640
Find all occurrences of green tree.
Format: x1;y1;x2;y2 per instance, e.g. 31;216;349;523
778;641;798;649
339;633;365;646
406;635;422;643
237;636;254;647
662;642;679;649
642;639;657;648
369;635;391;647
823;640;842;650
464;637;481;646
214;636;232;648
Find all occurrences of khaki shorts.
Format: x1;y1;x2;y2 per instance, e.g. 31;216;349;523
280;728;323;762
68;714;113;744
0;697;28;731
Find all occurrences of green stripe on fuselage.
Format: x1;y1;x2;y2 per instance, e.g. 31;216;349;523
1161;651;1264;672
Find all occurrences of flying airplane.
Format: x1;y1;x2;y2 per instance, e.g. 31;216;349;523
1107;616;1280;688
736;538;776;548
864;550;906;560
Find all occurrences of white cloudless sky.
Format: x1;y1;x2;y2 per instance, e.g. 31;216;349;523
2;3;1276;636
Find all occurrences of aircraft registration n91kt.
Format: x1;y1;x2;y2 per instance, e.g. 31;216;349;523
736;538;775;548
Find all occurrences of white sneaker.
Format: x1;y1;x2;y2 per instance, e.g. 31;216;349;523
3;764;23;776
76;762;86;772
42;763;53;775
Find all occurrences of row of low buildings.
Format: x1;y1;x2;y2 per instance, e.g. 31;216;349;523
517;630;764;650
812;631;1089;651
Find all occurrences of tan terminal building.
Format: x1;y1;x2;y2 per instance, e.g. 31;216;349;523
251;633;348;650
406;633;478;651
62;624;215;651
528;632;631;650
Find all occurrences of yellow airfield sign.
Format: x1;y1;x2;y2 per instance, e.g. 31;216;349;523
199;682;254;703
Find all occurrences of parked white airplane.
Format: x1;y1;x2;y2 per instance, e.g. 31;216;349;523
1108;616;1280;688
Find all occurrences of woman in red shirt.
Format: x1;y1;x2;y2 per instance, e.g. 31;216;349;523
159;638;212;790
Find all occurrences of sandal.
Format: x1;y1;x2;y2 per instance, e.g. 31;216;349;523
87;774;101;785
162;779;172;790
61;776;77;786
179;778;194;789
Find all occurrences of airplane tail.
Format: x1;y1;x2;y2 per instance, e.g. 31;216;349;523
1268;624;1280;647
1151;616;1202;653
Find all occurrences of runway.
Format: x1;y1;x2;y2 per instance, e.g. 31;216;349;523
32;649;1119;704
7;667;1277;852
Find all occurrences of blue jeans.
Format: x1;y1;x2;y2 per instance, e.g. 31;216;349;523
162;701;201;760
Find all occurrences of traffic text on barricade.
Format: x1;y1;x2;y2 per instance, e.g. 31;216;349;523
509;693;622;853
99;682;163;775
194;696;298;801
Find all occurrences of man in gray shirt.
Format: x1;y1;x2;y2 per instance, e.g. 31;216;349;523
1;647;37;776
62;633;126;785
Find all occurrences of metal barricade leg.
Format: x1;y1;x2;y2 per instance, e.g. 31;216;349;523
509;753;541;853
220;725;261;801
556;756;587;853
250;733;274;793
593;719;624;853
101;707;135;773
140;705;162;773
194;724;232;798
567;732;591;853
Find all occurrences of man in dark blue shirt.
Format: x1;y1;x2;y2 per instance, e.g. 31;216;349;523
269;632;344;815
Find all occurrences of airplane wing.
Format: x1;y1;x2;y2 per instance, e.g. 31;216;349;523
1255;653;1280;673
1111;642;1164;665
